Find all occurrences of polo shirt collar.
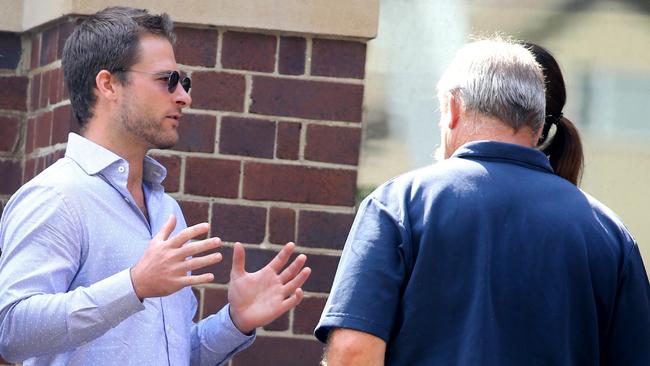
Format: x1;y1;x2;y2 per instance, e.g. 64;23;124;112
452;140;554;174
64;133;167;185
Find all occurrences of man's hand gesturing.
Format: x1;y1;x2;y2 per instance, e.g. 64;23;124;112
228;242;311;334
130;215;223;300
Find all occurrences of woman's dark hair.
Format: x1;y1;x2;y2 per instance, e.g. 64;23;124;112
62;7;175;128
524;42;584;186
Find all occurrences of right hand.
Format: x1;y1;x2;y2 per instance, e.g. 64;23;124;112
130;214;222;300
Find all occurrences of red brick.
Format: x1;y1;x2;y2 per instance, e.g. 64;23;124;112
35;156;45;175
0;160;22;195
185;157;240;198
151;154;181;193
44;151;58;169
30;34;40;70
40;25;58;66
301;253;339;293
56;21;76;60
203;287;228;318
195;246;232;284
268;207;295;245
23;158;36;183
263;311;289;331
0;116;21;152
174;27;217;67
232;337;324;365
39;70;50;108
174;113;216;153
312;39;366;79
298;210;354;250
191;72;245;112
305;124;361;165
279;36;306;75
276;122;301;160
30;73;41;111
250;76;363;122
178;200;210;227
243;162;356;206
0;76;28;111
211;204;266;244
0;32;21;69
222;32;276;72
48;67;63;105
219;117;275;158
53;149;65;161
25;117;36;154
294;297;327;335
34;111;53;148
52;104;74;144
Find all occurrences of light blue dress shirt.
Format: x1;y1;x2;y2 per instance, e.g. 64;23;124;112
0;133;254;365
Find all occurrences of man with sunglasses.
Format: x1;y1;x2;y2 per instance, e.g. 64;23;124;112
0;6;311;365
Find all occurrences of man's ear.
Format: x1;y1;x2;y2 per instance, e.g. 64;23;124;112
95;70;119;101
447;93;461;130
441;92;461;130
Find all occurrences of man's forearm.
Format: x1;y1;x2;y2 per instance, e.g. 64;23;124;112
0;269;143;362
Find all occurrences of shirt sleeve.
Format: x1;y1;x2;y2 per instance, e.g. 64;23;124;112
190;304;255;366
601;244;650;366
0;184;145;362
315;196;409;343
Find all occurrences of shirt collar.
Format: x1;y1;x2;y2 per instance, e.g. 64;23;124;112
451;140;554;174
64;133;168;185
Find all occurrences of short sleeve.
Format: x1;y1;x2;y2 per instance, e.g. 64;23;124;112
315;197;409;343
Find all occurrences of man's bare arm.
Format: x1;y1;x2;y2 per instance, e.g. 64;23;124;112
323;328;386;366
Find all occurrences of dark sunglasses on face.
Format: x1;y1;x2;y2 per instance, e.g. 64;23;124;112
115;69;191;93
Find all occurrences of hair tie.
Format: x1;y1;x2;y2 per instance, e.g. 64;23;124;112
546;112;563;125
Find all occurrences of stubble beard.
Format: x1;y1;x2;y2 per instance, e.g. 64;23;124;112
120;102;178;150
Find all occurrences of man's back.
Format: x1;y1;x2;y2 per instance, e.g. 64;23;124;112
316;141;650;365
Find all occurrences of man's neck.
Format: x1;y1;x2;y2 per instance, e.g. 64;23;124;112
82;120;148;202
450;114;539;153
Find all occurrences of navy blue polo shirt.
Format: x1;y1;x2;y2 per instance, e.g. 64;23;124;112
315;141;650;365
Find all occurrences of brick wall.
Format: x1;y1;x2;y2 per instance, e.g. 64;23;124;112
0;17;367;365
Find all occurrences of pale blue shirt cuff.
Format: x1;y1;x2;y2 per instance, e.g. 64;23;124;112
198;303;255;363
92;268;145;327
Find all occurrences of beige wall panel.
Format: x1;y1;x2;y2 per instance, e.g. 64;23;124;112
3;0;378;38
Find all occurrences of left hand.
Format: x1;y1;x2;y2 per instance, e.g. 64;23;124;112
227;242;311;334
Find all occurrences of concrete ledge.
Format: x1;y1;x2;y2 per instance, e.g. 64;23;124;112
0;0;378;39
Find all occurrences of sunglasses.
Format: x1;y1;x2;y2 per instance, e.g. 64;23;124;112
116;69;191;93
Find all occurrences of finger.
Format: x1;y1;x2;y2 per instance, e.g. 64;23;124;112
278;254;307;284
178;237;221;258
230;242;246;279
185;252;222;273
167;222;210;248
267;242;296;273
154;214;177;242
282;267;311;297
182;273;215;287
280;288;305;312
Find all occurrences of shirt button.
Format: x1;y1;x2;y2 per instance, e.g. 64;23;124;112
118;166;126;173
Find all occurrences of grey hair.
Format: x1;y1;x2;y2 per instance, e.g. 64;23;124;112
62;6;175;128
436;37;546;132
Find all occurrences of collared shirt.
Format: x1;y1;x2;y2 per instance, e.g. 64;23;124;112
0;133;254;366
316;141;650;365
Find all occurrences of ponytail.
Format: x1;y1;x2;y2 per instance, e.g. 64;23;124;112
540;116;584;186
525;42;585;186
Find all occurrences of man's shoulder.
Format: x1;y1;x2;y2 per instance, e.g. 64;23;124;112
24;157;87;190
